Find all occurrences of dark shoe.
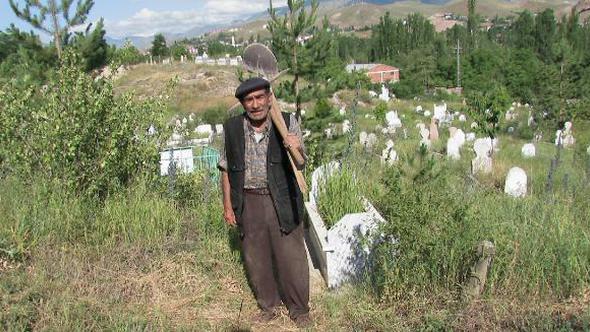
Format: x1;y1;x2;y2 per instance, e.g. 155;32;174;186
252;309;279;323
292;313;313;329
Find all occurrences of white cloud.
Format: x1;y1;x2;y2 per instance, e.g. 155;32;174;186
105;0;287;38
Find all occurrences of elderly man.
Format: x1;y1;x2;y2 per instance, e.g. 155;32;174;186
218;77;311;327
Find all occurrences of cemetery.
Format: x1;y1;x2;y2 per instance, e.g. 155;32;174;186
1;0;590;330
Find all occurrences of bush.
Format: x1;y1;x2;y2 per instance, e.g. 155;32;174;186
0;50;168;199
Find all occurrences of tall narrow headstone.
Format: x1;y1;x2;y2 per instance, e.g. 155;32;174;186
504;167;527;198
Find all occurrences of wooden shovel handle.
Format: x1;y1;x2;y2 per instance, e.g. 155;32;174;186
268;94;308;194
269;95;306;166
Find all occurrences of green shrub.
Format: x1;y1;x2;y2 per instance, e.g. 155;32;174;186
0;50;168;199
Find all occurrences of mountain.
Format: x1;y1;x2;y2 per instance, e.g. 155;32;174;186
109;0;575;49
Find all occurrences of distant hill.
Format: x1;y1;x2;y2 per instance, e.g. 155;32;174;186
110;0;576;49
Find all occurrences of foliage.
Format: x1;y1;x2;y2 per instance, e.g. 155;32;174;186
268;0;319;117
317;166;364;229
465;85;511;139
0;50;168;199
373;101;387;124
8;0;94;59
170;41;189;61
200;104;229;126
70;18;108;71
0;25;56;85
110;39;144;66
150;33;169;57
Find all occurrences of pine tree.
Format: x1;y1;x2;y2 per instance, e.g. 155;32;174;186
71;18;108;71
268;0;319;118
9;0;94;59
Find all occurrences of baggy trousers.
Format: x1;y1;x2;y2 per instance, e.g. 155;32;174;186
240;191;310;319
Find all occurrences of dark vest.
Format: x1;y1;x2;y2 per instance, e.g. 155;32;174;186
223;112;305;234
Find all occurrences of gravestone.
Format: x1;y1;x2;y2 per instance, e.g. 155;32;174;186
415;105;423;113
507;127;515;134
385;111;402;128
359;131;368;146
424;110;432;117
339;106;346;116
182;117;188;124
449;127;458;139
447;138;461;160
555;130;563;146
195;124;213;135
379;85;390;102
472;138;493;174
459;114;467;122
420;128;431;149
325;128;334;139
366;133;377;149
147;124;156;136
454;129;466;147
504;167;527;198
380;139;398;165
465;133;476;142
471;122;478;129
215;124;224;134
369;91;378;98
521;143;536;158
310;161;340;206
342;120;351;134
429;118;439;142
433;103;447;122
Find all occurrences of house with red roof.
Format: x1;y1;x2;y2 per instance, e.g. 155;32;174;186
346;63;400;84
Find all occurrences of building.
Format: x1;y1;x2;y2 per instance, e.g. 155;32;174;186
345;63;400;84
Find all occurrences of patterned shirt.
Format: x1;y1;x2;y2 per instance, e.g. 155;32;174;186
218;113;304;189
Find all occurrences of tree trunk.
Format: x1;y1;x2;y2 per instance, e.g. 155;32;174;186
49;0;63;59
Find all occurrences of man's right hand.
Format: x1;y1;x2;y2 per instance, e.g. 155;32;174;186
224;207;237;226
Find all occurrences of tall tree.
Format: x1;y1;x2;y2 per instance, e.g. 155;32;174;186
150;33;168;58
268;0;319;118
9;0;94;59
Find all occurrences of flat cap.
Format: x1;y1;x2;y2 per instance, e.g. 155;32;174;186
235;77;270;100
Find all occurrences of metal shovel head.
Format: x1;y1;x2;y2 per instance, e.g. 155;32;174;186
242;43;278;77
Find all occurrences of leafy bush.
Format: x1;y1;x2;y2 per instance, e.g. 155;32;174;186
0;50;168;198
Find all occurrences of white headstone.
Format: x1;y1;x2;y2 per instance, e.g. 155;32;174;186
369;91;378;98
342;120;351;134
195;124;213;135
415;105;423;113
310;161;340;206
424;110;432;117
555;130;563;146
215;124;224;134
379;85;390;102
339;106;346;116
182;117;188;124
459;114;467;122
325;128;334;139
521;143;536;158
447;138;461;160
160;147;194;176
385;111;402;128
472;138;493;174
366;133;377;149
359;131;368;145
465;133;476;142
504;167;527;198
420;128;431;148
433;103;447;122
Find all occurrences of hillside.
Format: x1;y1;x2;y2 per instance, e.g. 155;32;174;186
223;0;576;40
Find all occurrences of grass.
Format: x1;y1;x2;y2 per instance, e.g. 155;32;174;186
316;165;364;229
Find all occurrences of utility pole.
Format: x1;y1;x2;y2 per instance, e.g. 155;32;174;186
455;39;462;89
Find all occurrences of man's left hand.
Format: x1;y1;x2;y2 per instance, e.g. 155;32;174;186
284;133;302;153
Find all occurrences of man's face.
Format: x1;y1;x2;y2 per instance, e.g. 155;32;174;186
241;89;271;122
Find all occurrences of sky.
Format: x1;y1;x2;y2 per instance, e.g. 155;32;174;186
0;0;287;40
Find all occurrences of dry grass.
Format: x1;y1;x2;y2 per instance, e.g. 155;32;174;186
114;63;240;116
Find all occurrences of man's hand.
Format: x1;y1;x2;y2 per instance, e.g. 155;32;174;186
224;206;237;226
284;133;302;154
